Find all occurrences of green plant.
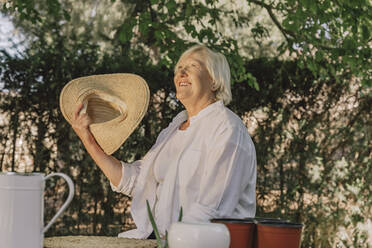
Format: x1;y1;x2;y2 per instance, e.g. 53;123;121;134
146;200;183;248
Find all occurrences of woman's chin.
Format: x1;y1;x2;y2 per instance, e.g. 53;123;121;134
176;93;190;103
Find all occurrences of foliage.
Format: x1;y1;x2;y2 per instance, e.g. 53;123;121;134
247;0;372;88
3;0;371;89
0;0;371;247
1;0;256;88
233;58;372;247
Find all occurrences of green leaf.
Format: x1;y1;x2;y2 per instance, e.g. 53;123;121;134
282;17;296;31
139;22;149;36
154;30;163;42
119;21;135;43
185;4;192;17
197;5;208;17
361;78;372;87
361;24;370;41
166;0;177;16
309;2;317;13
178;206;183;222
307;59;318;77
343;37;356;50
184;24;196;34
63;9;71;21
253;80;260;91
315;51;324;62
119;30;128;43
246;73;259;91
146;200;163;248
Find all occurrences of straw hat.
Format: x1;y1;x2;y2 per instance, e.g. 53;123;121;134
60;73;150;155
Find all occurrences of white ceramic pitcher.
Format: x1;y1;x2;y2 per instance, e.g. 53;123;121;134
0;172;74;248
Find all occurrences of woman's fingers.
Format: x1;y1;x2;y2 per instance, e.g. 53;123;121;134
72;102;92;130
74;102;85;120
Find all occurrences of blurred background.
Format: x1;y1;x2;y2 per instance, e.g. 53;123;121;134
0;0;371;247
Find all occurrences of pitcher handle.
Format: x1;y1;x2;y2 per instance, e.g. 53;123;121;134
43;172;75;233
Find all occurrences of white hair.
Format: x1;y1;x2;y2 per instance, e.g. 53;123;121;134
175;44;232;105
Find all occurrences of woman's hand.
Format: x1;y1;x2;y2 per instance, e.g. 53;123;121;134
71;102;92;141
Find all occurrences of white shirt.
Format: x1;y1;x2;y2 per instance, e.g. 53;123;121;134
110;100;257;239
153;129;186;224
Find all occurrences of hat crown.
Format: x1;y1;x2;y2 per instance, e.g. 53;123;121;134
80;90;127;124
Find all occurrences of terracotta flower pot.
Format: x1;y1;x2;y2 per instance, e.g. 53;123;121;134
256;221;303;248
211;219;255;248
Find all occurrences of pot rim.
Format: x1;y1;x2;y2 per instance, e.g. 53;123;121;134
257;221;303;228
211;218;255;224
253;217;291;224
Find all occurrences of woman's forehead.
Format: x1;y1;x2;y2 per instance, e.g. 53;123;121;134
179;52;206;65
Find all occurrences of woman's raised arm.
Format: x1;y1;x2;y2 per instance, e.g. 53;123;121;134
71;102;122;186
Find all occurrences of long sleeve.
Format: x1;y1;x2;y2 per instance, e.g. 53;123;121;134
182;125;256;222
110;160;142;197
110;123;176;197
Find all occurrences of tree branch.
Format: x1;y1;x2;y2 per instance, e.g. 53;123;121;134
248;0;356;53
147;0;157;22
248;0;295;43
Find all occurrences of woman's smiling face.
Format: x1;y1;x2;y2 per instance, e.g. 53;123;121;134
174;51;214;106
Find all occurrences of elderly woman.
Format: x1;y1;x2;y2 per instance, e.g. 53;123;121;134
71;45;256;239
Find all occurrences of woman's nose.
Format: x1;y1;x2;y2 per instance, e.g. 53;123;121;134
180;67;187;77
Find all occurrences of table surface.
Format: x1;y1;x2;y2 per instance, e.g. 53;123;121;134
44;236;157;248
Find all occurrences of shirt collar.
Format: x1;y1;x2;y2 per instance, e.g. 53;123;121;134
171;100;224;127
190;100;224;125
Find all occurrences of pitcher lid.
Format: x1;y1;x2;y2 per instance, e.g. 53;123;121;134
0;172;44;176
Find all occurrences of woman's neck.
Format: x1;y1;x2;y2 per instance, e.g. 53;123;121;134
179;98;216;130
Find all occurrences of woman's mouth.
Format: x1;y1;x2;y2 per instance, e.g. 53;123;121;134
179;81;191;87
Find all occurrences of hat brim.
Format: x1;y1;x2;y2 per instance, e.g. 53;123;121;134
60;73;150;155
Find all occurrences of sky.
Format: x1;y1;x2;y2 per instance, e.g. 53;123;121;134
0;13;25;55
0;13;26;90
